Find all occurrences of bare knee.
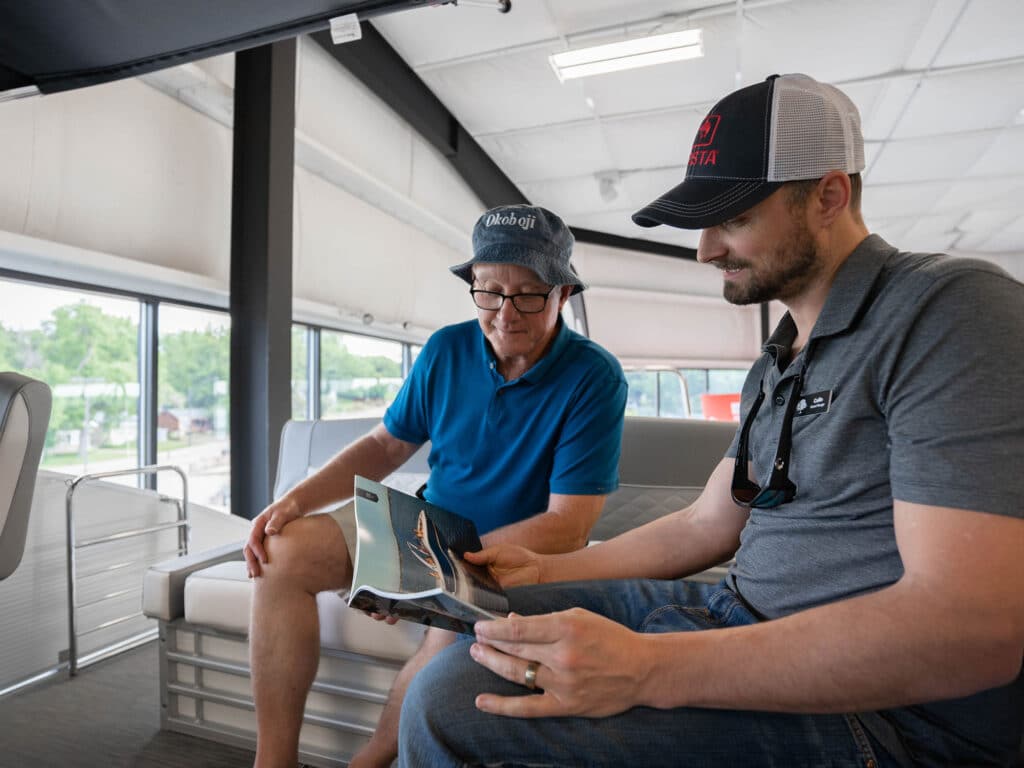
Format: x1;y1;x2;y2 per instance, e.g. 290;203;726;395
259;514;352;593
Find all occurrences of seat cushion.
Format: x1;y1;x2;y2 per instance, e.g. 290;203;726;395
142;540;245;621
591;484;703;541
183;561;425;660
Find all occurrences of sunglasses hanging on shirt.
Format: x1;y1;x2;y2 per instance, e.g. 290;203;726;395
730;360;807;509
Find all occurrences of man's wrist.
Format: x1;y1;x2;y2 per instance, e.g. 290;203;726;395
281;493;304;518
638;632;700;710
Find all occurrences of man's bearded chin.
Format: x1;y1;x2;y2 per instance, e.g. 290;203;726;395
723;226;820;306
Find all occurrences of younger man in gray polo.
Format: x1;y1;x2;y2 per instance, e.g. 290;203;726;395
725;238;1021;620
399;74;1024;768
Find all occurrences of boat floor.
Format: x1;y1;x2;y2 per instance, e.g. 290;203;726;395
0;640;255;768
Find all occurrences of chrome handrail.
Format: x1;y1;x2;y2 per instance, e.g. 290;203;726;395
65;464;189;676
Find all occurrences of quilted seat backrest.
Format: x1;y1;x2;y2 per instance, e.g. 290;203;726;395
594;416;736;541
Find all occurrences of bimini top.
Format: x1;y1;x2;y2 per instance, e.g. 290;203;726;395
0;0;447;98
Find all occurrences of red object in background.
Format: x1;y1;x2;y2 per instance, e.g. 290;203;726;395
701;393;741;422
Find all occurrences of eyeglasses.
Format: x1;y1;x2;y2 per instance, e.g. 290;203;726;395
731;365;805;509
470;287;555;314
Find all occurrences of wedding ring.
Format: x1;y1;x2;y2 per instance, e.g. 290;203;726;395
524;660;540;690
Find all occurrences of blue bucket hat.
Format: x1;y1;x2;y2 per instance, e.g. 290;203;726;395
450;205;585;294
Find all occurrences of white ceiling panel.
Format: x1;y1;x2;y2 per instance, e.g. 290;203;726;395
740;0;933;83
955;208;1023;250
601;109;702;171
929;0;1024;68
934;177;1024;211
373;3;559;67
969;231;1024;254
966;126;1024;177
627;166;689;206
868;216;918;246
862;181;950;219
478;121;612;183
862;140;884;172
542;0;713;34
418;51;595;135
518;175;615;218
890;63;1024;138
856;78;923;142
1004;214;1024;234
867;131;994;185
902;0;973;70
957;208;1021;235
901;213;961;252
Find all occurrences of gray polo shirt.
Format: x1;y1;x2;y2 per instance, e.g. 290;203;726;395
726;234;1024;620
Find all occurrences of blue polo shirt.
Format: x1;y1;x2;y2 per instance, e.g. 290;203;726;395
383;319;626;534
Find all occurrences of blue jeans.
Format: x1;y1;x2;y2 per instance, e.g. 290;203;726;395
398;579;895;768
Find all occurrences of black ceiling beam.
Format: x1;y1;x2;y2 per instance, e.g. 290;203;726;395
570;227;697;261
312;23;698;262
311;24;525;207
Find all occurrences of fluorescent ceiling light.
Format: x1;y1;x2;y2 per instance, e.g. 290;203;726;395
550;29;703;82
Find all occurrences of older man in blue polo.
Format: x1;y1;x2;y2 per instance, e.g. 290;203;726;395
242;204;627;768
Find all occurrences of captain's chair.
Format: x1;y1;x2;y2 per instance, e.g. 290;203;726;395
0;372;52;580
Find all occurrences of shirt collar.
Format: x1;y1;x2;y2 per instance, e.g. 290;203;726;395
520;317;570;383
763;234;896;356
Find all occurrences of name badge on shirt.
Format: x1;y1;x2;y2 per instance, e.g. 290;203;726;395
794;389;833;417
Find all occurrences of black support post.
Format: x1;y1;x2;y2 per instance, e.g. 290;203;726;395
229;40;296;520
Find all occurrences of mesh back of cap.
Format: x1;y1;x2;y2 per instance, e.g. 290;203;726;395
767;75;865;182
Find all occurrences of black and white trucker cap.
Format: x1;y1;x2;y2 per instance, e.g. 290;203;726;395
632;73;865;230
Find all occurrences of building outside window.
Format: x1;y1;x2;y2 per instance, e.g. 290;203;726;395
320;331;403;419
157;304;231;512
626;367;748;420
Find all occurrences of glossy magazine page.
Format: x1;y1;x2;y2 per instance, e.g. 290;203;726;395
348;476;509;634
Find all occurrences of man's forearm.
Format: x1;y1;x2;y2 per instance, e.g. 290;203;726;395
637;580;1021;713
537;461;748;584
540;505;741;584
482;508;591;555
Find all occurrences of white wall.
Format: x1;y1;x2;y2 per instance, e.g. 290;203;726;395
0;77;233;286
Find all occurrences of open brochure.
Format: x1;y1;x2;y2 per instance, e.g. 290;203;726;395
348;476;509;634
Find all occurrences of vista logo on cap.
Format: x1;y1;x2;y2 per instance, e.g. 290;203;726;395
694;115;720;147
689;113;721;167
485;212;537;231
